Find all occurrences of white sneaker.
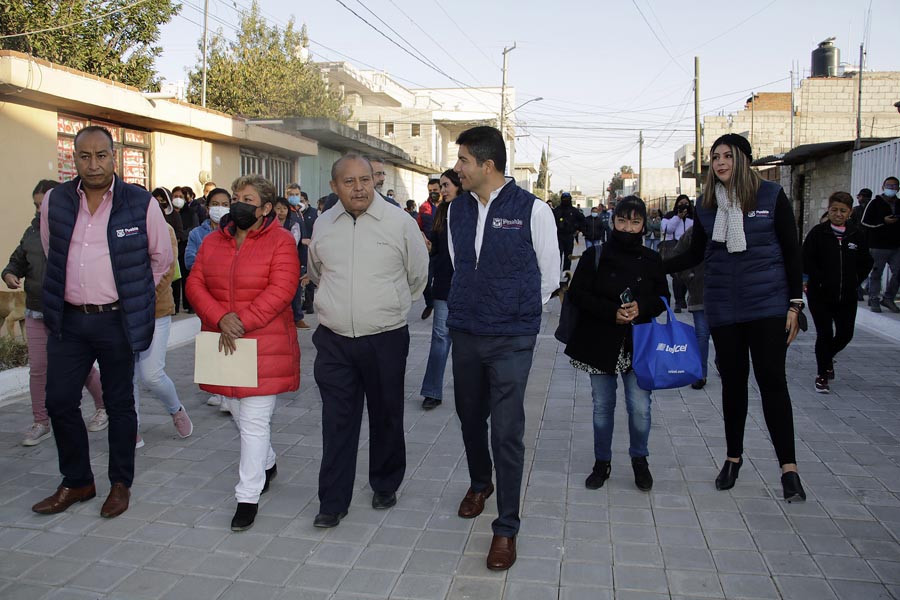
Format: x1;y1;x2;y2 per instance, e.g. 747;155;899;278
206;395;222;407
135;434;145;449
87;408;109;432
22;422;52;446
219;397;232;414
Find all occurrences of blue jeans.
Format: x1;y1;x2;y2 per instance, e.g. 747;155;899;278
691;309;710;379
134;316;182;427
420;300;451;399
589;370;652;461
646;238;659;251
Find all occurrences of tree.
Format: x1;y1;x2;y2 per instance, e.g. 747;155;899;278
187;1;344;120
0;1;181;90
535;148;548;193
620;165;634;175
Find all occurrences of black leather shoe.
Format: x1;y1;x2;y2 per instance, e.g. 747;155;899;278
715;458;743;490
421;307;433;320
313;511;348;528
585;460;611;490
632;456;653;491
781;471;807;503
261;464;277;494
422;397;442;410
372;491;397;510
691;378;707;390
231;502;258;531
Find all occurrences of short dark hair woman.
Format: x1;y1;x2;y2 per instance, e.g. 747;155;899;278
664;134;807;502
186;174;300;531
564;196;668;492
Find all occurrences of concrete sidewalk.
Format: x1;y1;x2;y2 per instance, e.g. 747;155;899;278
0;293;898;599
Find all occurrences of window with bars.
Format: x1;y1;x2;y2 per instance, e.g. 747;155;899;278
240;149;295;196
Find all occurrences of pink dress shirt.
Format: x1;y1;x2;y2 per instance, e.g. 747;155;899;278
40;178;173;305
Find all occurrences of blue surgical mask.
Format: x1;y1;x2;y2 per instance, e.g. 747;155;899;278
590;213;599;218
883;189;898;198
288;195;301;206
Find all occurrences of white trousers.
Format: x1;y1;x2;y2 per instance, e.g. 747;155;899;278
230;395;277;503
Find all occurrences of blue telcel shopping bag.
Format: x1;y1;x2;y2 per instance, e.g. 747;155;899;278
631;296;703;391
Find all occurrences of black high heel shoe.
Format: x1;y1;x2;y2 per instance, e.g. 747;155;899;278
715;457;742;490
781;471;806;503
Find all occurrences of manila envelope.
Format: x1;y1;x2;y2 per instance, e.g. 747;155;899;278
193;332;258;387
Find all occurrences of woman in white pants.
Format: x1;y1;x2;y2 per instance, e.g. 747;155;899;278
186;175;300;532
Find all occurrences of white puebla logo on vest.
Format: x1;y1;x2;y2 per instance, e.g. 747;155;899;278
492;217;524;230
656;342;688;354
115;227;141;238
746;210;771;218
848;243;858;250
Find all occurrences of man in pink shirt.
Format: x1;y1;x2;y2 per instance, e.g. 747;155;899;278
32;126;173;519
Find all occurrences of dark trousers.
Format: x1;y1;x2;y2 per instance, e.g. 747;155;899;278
710;317;797;466
451;330;536;537
423;261;434;309
46;308;137;488
672;276;687;309
173;243;190;312
808;291;858;377
291;279;304;321
559;235;575;274
314;325;409;514
303;282;316;313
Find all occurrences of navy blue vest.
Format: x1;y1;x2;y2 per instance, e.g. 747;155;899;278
447;183;542;336
43;176;157;352
695;180;789;328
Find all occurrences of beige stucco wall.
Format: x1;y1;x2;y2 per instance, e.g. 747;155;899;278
0;103;57;289
150;133;243;195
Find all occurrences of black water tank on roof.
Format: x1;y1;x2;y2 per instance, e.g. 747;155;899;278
811;37;840;77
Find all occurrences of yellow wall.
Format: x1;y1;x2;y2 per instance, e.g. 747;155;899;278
149;133;243;195
0;103;57;289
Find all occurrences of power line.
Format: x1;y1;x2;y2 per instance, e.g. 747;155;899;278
0;0;154;39
383;0;485;86
430;0;500;70
350;0;446;75
630;0;689;75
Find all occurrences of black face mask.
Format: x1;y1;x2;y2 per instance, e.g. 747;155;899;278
230;201;260;230
611;228;644;248
429;192;440;202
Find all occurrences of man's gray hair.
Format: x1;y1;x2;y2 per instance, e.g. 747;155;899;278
331;153;373;182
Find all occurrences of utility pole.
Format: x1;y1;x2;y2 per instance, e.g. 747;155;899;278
693;56;702;196
789;66;794;150
750;91;755;148
201;0;210;108
855;43;864;149
638;130;644;197
499;43;516;173
545;136;551;201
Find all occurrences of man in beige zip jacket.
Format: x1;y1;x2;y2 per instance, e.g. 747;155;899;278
308;153;429;528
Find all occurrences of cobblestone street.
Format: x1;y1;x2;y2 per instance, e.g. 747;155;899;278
0;288;899;599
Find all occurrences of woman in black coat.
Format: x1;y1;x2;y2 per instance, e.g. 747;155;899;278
802;191;873;394
565;196;668;492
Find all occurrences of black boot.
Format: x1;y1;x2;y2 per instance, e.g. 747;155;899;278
781;471;806;503
585;460;611;490
715;457;742;490
631;456;653;491
231;502;258;531
261;464;277;494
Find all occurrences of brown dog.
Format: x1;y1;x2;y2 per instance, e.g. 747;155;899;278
0;290;26;339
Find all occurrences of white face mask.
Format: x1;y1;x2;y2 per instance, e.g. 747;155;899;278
208;206;229;223
172;198;186;209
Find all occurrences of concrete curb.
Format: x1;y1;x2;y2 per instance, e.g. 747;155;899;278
853;304;900;344
0;316;201;404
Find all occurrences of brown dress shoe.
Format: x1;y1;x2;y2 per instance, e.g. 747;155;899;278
295;319;310;329
32;483;96;514
457;482;494;518
486;534;516;570
100;483;130;518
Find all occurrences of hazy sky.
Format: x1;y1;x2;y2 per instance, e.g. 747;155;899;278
156;0;900;195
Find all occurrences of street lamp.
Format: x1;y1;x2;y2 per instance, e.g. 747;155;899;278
509;97;544;116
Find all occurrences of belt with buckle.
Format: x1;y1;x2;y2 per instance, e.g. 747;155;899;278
64;301;121;314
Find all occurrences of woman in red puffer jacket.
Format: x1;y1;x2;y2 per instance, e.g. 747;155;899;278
186;174;300;533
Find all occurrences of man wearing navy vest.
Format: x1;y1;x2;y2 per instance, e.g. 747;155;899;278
447;126;559;570
33;126;172;519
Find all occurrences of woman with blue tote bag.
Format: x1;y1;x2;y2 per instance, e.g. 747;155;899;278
564;196;669;492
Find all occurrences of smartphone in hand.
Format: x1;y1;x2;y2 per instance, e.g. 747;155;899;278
619;287;633;305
